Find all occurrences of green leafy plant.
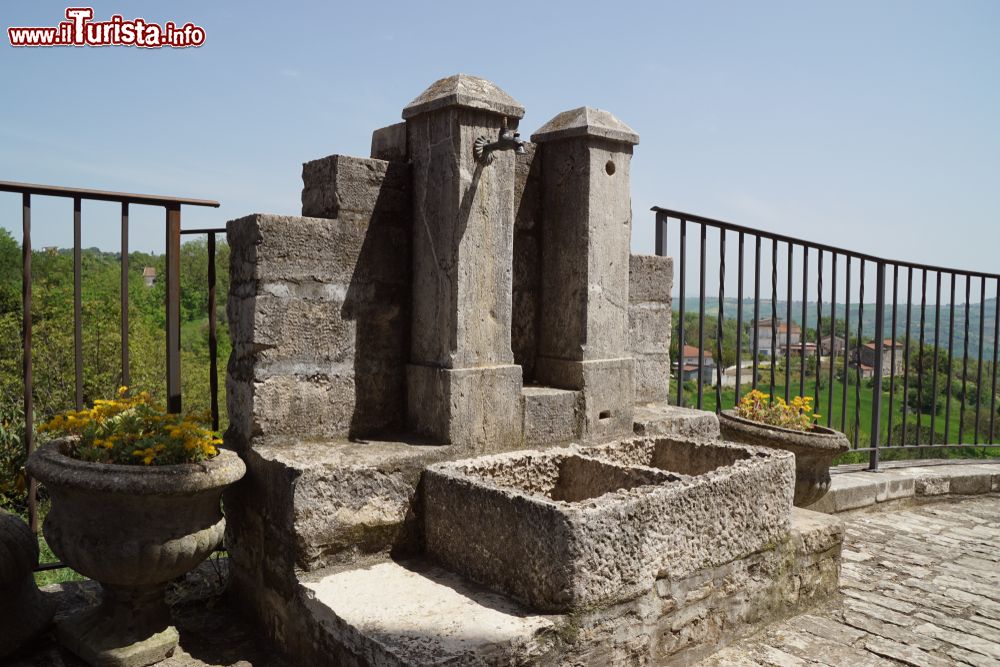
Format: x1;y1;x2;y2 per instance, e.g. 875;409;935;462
735;389;819;432
39;387;221;466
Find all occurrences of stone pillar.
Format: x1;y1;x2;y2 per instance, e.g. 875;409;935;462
532;107;640;441
403;75;525;451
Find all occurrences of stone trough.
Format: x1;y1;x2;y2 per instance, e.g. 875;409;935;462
423;437;795;613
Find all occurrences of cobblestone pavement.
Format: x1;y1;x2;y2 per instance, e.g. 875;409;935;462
702;495;1000;667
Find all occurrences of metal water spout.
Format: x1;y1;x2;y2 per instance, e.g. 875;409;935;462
473;117;525;165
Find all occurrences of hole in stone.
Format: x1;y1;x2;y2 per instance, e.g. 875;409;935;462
599;410;612;420
605;160;616;175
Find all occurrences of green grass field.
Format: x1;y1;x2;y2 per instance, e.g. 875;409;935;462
680;375;999;464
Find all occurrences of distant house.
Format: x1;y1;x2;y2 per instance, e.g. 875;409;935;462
751;318;801;357
719;363;759;388
858;339;905;377
820;335;846;357
676;344;716;385
142;266;157;287
789;342;818;358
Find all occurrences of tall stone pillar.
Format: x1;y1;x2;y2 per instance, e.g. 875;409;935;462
533;107;640;441
403;75;524;451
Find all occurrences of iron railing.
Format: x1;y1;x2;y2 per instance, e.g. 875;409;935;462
1;180;224;535
654;207;1000;470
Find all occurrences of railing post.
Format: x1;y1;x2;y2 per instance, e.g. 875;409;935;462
22;193;37;533
655;210;666;256
165;204;182;413
869;261;886;471
74;196;83;410
121;202;130;388
208;233;219;431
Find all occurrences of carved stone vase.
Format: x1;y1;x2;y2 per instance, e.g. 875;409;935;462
26;441;245;667
719;410;849;507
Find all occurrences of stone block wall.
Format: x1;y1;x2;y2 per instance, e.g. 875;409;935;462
512;142;542;382
226;155;411;445
554;508;843;666
629;254;673;403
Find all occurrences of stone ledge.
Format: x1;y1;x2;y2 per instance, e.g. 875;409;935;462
228;437;457;572
632;402;721;440
804;460;1000;514
300;560;555;666
290;503;841;666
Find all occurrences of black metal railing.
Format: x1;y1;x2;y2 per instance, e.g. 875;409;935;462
654;207;1000;470
1;180;223;537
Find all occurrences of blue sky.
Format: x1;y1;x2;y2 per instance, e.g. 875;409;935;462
1;1;998;283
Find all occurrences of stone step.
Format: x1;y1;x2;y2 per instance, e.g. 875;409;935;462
521;385;581;446
805;461;1000;514
283;507;841;666
298;559;556;666
632;402;721;440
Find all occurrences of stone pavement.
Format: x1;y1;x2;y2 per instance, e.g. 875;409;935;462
701;495;1000;667
6;560;289;667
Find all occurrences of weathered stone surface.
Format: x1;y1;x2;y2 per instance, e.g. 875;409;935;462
227;437;455;574
582;436;795;580
535;357;635;441
522;385;581;446
401;73;525;120
300;561;555;665
406;363;524;452
426;437;793;612
403;77;525;450
630;253;674;304
512;142;542;380
633;354;671;406
804;461;1000;514
720;410;850;507
535;123;634;365
369;122;407;162
628;302;672;355
301;154;410;220
532;107;637;447
227;211;410;441
406;108;517;369
229;213;405;286
424;448;681;611
628;254;673;403
26;443;244;667
632;402;721;439
0;510;53;658
14;560;291;667
531;106;639;145
707;495;1000;667
306;494;836;667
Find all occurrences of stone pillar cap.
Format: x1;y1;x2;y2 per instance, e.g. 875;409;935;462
402;74;525;120
531;107;639;145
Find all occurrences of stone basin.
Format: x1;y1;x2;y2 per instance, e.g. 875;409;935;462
423;439;794;613
581;436;795;579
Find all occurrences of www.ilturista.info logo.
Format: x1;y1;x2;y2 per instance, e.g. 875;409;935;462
8;8;206;48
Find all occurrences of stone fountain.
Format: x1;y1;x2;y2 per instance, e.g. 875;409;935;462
223;74;844;666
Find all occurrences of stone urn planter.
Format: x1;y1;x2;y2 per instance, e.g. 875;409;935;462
26;440;245;667
719;410;849;507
